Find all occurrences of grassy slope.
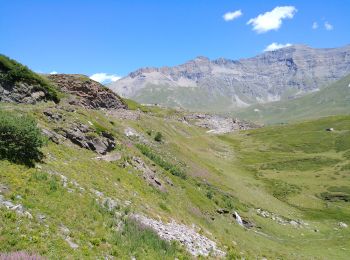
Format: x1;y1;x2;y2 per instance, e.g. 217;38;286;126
235;74;350;125
0;100;349;259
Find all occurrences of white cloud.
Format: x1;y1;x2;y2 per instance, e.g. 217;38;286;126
50;71;58;74
264;42;292;52
223;10;242;21
247;6;297;33
312;22;318;29
324;21;333;30
90;73;121;84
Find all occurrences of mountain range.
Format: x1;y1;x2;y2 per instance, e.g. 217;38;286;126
109;44;350;112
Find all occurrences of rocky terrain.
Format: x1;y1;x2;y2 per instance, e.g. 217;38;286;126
109;44;350;111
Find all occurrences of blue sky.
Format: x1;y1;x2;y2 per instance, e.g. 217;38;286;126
1;0;349;82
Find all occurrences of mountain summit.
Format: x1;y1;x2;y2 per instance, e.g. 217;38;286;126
109;44;350;112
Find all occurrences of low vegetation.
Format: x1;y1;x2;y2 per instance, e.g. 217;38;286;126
154;131;163;142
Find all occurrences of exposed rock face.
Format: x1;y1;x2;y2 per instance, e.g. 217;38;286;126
58;123;116;155
109;44;350;111
0;77;48;104
48;74;127;109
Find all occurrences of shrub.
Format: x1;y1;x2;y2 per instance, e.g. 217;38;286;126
154;132;163;142
0;111;45;166
0;54;60;103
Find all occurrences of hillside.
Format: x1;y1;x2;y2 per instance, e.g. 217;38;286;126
109;44;350;112
1;93;349;258
235;73;350;124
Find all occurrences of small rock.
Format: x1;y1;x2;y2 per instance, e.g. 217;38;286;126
65;237;79;249
37;214;46;222
0;184;9;193
124;127;140;138
60;225;71;236
95;152;122;162
216;208;229;214
24;211;33;219
290;220;299;227
339;222;348;228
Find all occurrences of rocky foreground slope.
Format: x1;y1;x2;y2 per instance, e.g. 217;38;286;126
109;44;350;112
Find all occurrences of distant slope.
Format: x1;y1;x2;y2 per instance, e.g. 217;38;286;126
235;73;350;124
109;44;350;112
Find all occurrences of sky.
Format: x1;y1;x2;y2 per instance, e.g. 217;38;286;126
1;0;349;83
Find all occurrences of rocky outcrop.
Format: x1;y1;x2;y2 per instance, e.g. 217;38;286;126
0;80;48;104
48;74;127;109
109;44;350;111
41;110;116;155
57;123;116;155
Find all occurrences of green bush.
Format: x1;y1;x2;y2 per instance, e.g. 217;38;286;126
0;54;60;103
0;111;46;166
136;144;186;179
154;132;163;142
